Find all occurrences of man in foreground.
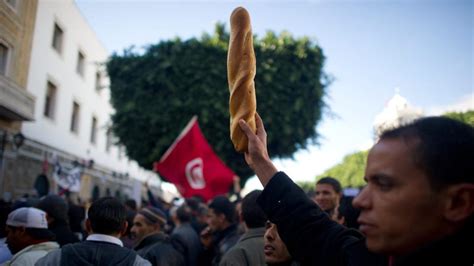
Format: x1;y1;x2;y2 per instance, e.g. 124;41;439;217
3;207;58;266
36;197;151;266
239;114;473;265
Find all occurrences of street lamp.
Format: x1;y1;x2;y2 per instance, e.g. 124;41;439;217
13;133;25;149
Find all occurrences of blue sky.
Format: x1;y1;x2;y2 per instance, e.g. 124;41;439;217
75;0;473;190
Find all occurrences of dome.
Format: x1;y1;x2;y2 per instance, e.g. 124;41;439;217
373;92;424;138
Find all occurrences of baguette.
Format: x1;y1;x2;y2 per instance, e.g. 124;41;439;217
227;7;257;153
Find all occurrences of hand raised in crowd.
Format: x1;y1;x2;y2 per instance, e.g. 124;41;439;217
239;113;278;186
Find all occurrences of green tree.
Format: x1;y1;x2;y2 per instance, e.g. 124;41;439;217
316;150;369;188
107;24;329;185
296;181;315;193
443;110;474;126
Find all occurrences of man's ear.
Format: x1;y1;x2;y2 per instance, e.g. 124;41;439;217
442;183;474;223
85;219;92;234
118;221;128;237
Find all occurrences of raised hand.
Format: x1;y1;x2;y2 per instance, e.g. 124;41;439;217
239;113;278;186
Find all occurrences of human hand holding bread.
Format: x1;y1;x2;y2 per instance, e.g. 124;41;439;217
228;7;277;186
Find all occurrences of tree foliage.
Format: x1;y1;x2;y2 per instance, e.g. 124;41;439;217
443;110;474;126
316;150;369;188
107;24;329;185
296;181;315;193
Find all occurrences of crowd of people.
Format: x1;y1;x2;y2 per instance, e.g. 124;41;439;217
0;115;472;266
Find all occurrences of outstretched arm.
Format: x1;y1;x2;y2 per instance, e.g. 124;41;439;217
238;113;278;186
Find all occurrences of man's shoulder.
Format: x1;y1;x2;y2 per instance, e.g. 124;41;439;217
133;255;152;266
35;249;61;266
218;247;247;266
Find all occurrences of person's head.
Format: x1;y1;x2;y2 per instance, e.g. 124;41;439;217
124;199;137;212
207;196;235;232
264;221;291;265
315;177;342;212
86;197;127;237
175;205;192;224
196;203;208;225
130;206;167;244
37;195;69;225
353;117;474;255
241;190;266;229
5;207;55;254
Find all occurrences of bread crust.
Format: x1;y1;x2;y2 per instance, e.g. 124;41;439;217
228;7;257;153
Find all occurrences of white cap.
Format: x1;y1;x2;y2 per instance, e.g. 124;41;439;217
6;207;49;229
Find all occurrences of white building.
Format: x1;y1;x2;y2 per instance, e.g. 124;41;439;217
373;92;423;139
14;0;161;201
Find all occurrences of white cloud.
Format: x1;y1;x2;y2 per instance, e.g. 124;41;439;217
428;93;474;116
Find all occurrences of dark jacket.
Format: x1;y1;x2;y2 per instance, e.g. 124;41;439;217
135;233;185;266
35;240;150;266
257;172;386;266
219;227;266;266
199;223;241;266
213;223;240;265
172;223;202;266
258;172;474;266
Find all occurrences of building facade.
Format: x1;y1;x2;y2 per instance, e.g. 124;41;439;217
1;0;163;203
0;0;38;199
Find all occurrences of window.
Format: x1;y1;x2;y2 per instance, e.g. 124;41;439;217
52;23;63;53
0;43;10;76
76;51;85;77
90;116;97;144
70;102;80;133
95;71;101;91
105;128;113;152
43;81;57;119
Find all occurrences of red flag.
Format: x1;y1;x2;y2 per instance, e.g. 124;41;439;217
154;116;235;201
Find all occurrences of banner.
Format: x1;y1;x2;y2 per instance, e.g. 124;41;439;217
53;161;82;193
154;116;235;201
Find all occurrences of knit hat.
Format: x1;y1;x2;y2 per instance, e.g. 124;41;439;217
138;207;167;226
37;195;68;223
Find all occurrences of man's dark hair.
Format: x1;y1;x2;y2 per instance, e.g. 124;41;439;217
317;177;342;194
88;197;127;235
185;197;200;213
124;199;137;211
241;190;266;228
176;205;192;223
208;195;235;223
380;116;474;190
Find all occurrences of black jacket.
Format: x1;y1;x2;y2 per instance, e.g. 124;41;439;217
135;233;185;266
36;240;151;266
258;172;473;266
198;223;241;266
172;223;202;266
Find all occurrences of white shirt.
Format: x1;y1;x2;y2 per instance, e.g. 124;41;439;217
86;234;123;247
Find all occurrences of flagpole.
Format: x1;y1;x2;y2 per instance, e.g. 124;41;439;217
158;115;198;163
